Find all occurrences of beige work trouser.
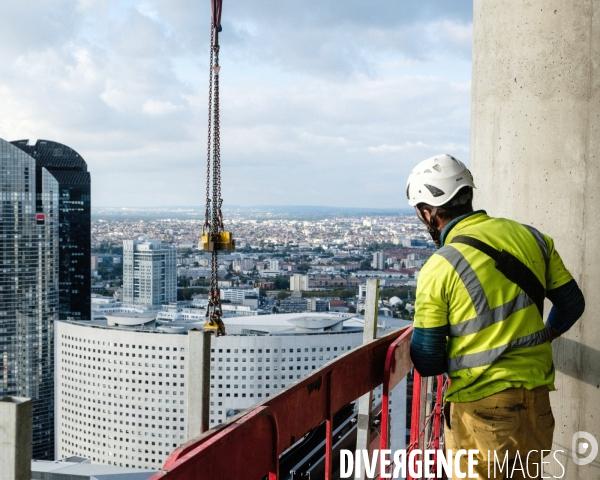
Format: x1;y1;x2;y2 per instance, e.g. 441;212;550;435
444;386;555;479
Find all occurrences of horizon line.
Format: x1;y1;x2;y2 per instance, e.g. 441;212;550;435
92;204;412;210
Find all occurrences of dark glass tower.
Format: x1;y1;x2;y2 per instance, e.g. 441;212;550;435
0;139;59;459
11;140;91;321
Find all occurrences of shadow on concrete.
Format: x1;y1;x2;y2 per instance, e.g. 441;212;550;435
553;337;600;387
549;441;600;478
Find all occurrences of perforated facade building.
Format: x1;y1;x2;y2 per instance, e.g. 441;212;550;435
55;314;386;469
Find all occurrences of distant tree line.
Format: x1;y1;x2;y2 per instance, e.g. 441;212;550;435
92;243;123;255
178;287;209;301
301;289;356;300
366;242;397;252
379;286;415;301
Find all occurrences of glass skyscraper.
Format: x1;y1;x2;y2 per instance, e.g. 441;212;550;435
0;138;59;459
11;139;91;321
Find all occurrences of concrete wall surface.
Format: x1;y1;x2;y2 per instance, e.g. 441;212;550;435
0;397;32;480
471;1;600;478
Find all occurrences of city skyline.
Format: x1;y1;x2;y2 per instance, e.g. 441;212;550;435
90;214;430;251
0;1;472;209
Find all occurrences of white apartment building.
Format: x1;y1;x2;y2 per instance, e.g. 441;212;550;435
219;287;259;303
233;258;256;272
91;295;126;320
123;238;176;306
55;314;407;470
371;252;386;270
176;266;211;280
290;274;309;292
155;301;258;321
220;289;245;303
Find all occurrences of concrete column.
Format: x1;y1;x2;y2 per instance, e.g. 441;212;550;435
471;1;600;478
187;329;212;439
356;278;379;480
0;397;32;480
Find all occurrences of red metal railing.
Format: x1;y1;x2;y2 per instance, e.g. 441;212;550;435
149;326;444;480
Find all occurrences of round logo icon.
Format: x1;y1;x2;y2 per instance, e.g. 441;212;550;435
572;431;599;466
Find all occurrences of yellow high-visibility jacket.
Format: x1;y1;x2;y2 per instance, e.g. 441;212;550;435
414;212;573;402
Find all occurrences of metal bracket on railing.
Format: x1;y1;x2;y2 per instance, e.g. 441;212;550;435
406;372;447;480
380;327;414;478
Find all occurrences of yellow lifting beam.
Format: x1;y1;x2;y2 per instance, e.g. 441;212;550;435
199;231;236;252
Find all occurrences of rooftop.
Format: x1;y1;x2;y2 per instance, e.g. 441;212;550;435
60;312;366;336
32;458;156;480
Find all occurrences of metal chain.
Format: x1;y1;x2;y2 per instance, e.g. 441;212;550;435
213;41;223;231
205;24;225;335
212;39;221;235
204;28;214;230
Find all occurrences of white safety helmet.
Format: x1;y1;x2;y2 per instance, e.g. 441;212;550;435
406;154;475;207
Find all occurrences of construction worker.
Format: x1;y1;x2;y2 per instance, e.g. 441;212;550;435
407;154;585;479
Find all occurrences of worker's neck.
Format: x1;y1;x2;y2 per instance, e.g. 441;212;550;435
438;209;478;246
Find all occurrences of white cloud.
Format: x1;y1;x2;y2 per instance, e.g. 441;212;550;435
368;142;429;153
142;99;182;116
0;0;472;208
100;80;131;113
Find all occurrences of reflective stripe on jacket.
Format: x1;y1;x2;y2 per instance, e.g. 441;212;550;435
414;212;573;403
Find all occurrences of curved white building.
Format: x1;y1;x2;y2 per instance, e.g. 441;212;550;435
55;313;369;469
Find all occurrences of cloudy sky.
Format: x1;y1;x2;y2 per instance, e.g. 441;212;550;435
0;1;472;208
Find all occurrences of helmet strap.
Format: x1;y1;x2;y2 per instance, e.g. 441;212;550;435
416;206;441;246
427;207;441;246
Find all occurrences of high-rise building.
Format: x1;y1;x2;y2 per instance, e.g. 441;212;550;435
371;252;386;270
232;258;255;272
0;138;59;459
11;139;91;321
123;238;176;306
290;274;309;292
268;259;279;271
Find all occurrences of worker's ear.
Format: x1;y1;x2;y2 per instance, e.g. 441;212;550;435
420;208;432;223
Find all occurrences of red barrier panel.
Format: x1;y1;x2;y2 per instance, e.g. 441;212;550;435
151;326;413;480
151;407;278;480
